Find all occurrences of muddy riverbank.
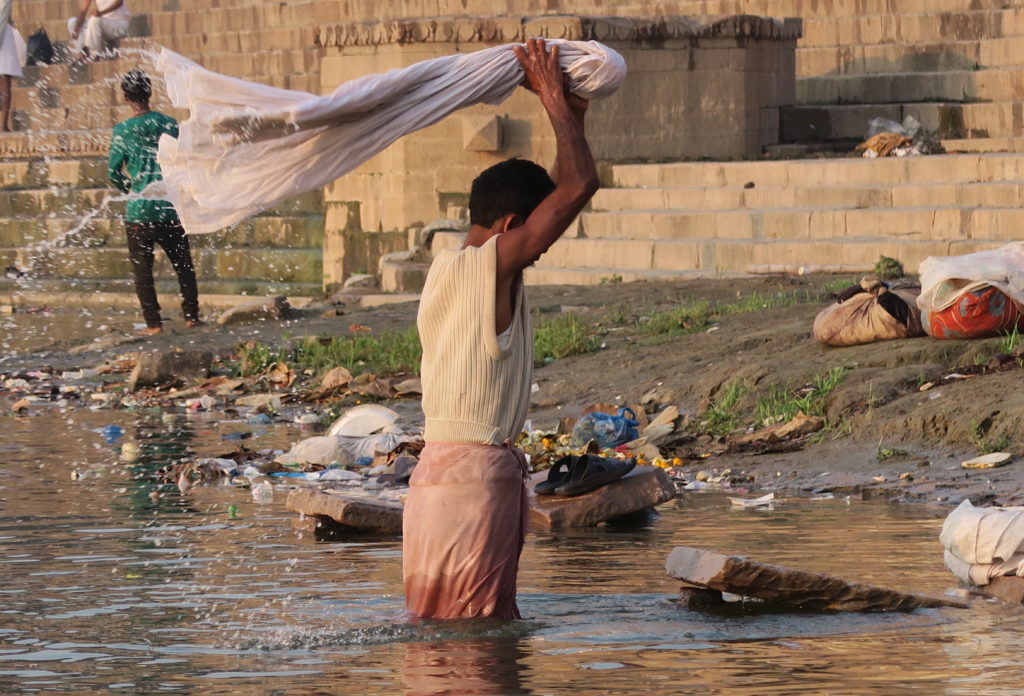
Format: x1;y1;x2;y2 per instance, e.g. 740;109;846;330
3;274;1022;508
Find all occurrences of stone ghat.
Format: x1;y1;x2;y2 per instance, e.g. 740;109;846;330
666;546;968;612
285;466;675;536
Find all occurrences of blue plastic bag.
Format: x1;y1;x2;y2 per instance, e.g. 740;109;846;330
571;408;639;448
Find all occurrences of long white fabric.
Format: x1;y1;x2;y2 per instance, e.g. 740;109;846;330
941;498;1024;586
918;241;1024;314
152;40;626;235
0;0;11;53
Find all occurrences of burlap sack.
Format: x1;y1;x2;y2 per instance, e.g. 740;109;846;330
813;277;923;346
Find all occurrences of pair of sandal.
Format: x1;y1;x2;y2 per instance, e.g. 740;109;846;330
535;454;637;497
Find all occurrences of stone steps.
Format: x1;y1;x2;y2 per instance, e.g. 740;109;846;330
798;67;1024;106
612;153;1024;188
781;101;1024;143
576;205;1024;242
7;245;323;284
592;180;1024;212
513;153;1024;279
796;37;1024;78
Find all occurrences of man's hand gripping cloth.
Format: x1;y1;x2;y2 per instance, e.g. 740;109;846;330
152;40;626;235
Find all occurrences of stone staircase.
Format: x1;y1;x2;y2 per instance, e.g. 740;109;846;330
507;153;1022;283
2;0;325;299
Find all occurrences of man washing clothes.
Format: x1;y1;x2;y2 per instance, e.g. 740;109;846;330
403;38;599;619
108;70;201;335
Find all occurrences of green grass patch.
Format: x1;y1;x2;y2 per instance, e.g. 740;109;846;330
534;313;601;367
237;328;423;378
821;277;859;293
643;290;815;337
755;365;851;427
701;378;751;436
236;312;602;378
1000;325;1022;354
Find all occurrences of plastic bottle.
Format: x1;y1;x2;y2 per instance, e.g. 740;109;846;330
251;481;274;504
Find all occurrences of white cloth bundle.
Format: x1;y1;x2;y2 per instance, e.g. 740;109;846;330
940;498;1024;586
153;40;626;235
918;241;1024;314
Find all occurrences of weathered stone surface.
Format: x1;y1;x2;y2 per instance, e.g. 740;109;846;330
216;295;291;326
977;576;1024;604
128;350;212;391
666;547;967;612
530;466;675;529
286;489;403;535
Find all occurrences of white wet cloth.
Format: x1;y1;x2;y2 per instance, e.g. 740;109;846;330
940;498;1024;586
152;40;626;235
918;241;1024;314
0;24;25;77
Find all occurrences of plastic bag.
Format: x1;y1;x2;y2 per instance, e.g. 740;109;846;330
865;115;921;140
571;408;639;448
26;28;52;66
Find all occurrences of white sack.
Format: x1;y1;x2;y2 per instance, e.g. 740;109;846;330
153;40;627;235
940;498;1024;586
918;241;1024;313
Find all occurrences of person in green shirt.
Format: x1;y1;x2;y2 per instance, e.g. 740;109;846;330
108;69;200;335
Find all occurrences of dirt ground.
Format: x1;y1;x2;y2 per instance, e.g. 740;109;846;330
4;274;1023;508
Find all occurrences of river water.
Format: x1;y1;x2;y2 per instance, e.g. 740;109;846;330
2;405;1022;695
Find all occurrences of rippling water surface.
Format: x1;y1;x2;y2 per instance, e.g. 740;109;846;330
2;407;1021;695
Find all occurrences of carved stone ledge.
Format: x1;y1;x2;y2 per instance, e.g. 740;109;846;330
315;14;803;48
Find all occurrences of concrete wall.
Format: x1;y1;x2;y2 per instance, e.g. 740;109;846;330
318;15;800;286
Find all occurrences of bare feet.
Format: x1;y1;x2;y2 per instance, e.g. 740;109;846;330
137;326;163;336
185;319;204;328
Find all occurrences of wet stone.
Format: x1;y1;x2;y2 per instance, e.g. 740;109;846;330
666;546;967;612
976;576;1024;604
286;489;404;535
216;295;292;326
530;466;676;529
128;349;212;391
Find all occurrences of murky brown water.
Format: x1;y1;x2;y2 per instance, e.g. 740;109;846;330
2;406;1022;695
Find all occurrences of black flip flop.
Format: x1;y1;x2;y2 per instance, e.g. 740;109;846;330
553;455;636;497
534;455;578;495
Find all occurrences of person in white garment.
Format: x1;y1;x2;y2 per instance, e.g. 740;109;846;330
0;0;25;132
67;0;129;61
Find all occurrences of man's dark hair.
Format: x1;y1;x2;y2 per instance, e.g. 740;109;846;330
121;70;152;104
469;158;555;228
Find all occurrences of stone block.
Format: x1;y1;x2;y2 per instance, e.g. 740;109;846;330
462;114;504;152
666;546;966;612
380;259;429;293
216;295;292;326
285;489;404;535
129;350;213;392
529;466;675;529
976;576;1024;604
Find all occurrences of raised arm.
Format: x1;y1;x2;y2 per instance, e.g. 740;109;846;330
496;39;599;277
72;0;94;38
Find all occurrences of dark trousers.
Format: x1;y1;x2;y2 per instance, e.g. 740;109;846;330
126;221;199;328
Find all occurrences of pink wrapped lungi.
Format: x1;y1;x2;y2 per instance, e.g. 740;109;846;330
403;442;529;619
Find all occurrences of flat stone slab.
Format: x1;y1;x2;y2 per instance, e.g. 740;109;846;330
974;576;1024;604
286;466;674;535
286;489;403;535
530;466;675;529
666;546;967;612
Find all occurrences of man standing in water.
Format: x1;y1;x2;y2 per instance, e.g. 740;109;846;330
108;70;200;335
403;38;598;619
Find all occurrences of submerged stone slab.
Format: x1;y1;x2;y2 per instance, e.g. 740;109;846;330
975;576;1024;604
286;489;403;535
666;546;967;612
530;466;675;529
